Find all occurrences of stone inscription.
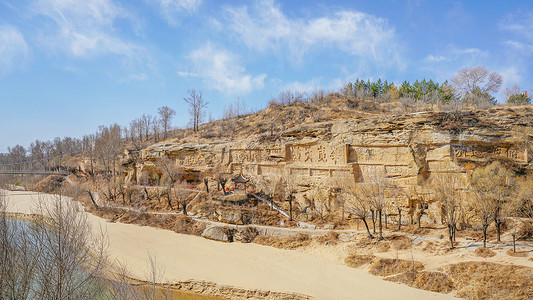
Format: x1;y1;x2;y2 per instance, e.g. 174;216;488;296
451;145;525;161
288;144;346;165
348;146;411;164
174;153;201;166
230;148;283;164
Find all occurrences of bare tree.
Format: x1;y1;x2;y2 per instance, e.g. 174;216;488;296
342;175;374;238
174;181;193;215
433;174;462;249
470;162;516;243
471;189;493;248
94;124;123;202
256;175;279;210
212;164;230;194
157;106;175;140
278;169;298;221
451;66;503;97
7;144;26;171
310;188;330;222
151;117;160;143
364;178;388;240
504;83;531;105
0;191;110;299
155;156;184;209
141;114;154;142
183;89;208;132
411;187;429;229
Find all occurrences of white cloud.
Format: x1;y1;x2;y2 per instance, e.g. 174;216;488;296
424;46;488;68
425;55;447;62
149;0;202;26
223;0;401;65
499;12;533;39
0;25;29;76
453;47;488;58
283;77;342;94
31;0;144;59
118;73;148;84
499;12;533;55
179;43;266;94
503;40;533;55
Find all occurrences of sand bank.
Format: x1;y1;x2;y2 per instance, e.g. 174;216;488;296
3;190;455;299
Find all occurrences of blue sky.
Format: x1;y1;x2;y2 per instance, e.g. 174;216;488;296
1;0;532;151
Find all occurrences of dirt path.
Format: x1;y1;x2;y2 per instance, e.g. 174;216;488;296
2;189;456;300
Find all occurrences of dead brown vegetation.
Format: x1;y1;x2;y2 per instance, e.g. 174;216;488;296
314;231;339;245
474;247;496;258
91;207;206;236
374;241;391;253
386;271;454;294
505;248;529;257
390;235;413;250
252;233;311;249
33;175;65;193
445;262;533;300
368;258;424;277
344;254;375;268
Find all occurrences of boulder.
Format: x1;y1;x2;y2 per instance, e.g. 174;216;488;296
218;210;243;224
201;226;230;242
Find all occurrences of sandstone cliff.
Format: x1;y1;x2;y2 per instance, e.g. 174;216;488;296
121;106;533;224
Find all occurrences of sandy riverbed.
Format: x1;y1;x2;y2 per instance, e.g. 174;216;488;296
2;190;455;299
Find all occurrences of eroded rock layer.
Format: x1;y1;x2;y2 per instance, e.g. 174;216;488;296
122;107;533;224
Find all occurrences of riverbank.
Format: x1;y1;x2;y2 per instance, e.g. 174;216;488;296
2;189;454;299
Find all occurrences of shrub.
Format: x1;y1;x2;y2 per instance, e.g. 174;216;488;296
369;258;424;276
387;271;454;294
344;254;375;268
474;247;496;258
445;262;533;300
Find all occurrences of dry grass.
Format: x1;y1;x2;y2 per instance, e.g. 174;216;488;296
368;258;424;277
374;241;391;253
421;241;437;253
344;254;375;268
92;207;206;236
386;271;454;294
390;235;413;250
445;262;533;300
253;233;312;249
505;249;529;257
356;237;374;247
517;219;533;240
474;247;496;258
34;175;64;193
314;231;339;245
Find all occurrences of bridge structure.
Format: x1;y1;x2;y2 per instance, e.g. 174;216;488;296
0;163;70;176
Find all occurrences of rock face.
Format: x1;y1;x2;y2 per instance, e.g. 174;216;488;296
125;106;533;224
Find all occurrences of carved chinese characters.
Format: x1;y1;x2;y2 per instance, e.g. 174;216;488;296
451;145;526;161
288;143;346;165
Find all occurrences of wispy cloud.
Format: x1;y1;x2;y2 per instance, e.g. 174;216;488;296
503;40;533;55
118;73;148;84
283;77;343;94
424;55;447;62
0;25;29;76
222;0;402;66
179;43;266;94
424;46;488;66
499;11;533;55
148;0;202;26
31;0;145;60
